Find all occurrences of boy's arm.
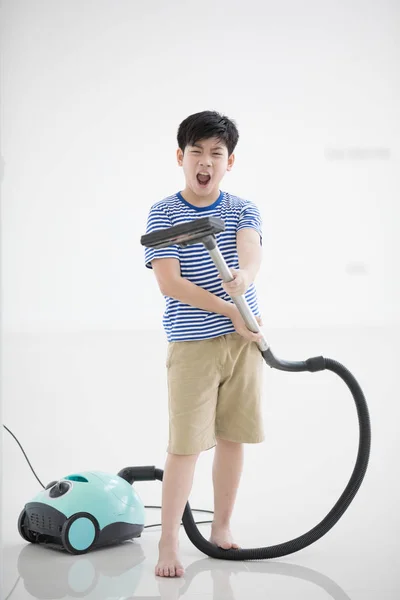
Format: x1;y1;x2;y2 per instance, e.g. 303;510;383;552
151;258;234;317
151;258;262;342
237;228;262;283
221;228;262;297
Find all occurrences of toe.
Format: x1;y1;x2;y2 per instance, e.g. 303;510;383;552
163;566;169;577
220;541;232;550
170;567;176;577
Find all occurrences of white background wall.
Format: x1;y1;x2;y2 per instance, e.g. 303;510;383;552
2;0;398;333
1;0;399;550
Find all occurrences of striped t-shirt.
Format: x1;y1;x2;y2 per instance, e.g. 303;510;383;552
144;190;262;342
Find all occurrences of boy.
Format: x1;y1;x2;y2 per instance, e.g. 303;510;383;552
144;111;264;577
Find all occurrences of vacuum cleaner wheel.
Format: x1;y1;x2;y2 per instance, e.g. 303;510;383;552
60;513;100;555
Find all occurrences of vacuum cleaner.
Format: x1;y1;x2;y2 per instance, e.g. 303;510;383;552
16;216;371;560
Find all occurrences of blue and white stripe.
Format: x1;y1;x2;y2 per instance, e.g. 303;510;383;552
144;190;262;342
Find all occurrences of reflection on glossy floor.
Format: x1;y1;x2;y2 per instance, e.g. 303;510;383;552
0;538;373;600
2;326;400;598
2;519;399;600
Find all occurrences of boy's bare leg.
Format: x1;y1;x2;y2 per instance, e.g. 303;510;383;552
210;438;243;549
156;451;199;578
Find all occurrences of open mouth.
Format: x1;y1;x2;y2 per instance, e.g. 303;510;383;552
196;173;211;187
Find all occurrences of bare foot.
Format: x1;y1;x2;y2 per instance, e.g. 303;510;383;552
210;524;240;550
155;540;185;577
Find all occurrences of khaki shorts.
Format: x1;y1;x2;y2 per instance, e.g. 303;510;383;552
166;333;265;455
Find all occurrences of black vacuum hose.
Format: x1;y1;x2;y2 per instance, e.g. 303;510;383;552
151;353;371;560
119;351;371;561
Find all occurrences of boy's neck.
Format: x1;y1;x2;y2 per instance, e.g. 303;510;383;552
180;186;220;207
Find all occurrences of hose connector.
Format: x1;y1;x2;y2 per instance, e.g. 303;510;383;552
306;356;326;372
117;466;156;484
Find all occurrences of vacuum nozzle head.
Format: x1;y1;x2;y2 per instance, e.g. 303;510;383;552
141;217;225;249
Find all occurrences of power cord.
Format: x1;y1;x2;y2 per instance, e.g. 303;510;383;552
3;425;46;489
143;505;213;529
2;424;214;529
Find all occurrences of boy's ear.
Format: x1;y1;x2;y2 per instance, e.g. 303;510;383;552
227;153;235;171
177;148;184;166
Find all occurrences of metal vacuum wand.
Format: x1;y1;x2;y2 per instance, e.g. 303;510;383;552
202;235;268;352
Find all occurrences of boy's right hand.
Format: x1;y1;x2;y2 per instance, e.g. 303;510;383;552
227;305;263;343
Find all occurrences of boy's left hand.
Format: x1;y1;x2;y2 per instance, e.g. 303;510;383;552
221;268;251;297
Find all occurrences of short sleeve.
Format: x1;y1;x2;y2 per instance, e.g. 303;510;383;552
144;205;180;269
237;201;263;244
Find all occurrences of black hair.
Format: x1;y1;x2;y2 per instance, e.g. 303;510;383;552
177;110;239;156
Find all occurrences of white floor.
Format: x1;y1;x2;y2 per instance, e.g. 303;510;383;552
1;326;399;599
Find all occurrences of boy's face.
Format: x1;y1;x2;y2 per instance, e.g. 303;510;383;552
177;137;235;198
